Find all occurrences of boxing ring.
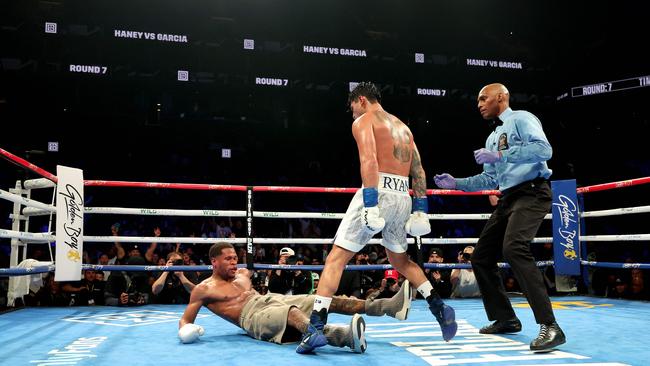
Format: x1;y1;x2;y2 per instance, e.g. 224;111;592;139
1;147;649;366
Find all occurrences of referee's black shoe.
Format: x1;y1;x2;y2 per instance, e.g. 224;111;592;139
479;318;522;334
530;322;566;352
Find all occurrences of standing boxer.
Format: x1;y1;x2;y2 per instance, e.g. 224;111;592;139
298;82;457;355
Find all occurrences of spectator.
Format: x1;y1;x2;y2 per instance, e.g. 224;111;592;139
35;275;69;306
628;277;647;300
334;253;369;299
104;256;151;306
251;270;269;295
151;252;197;304
236;247;247;264
143;227;163;264
95;271;105;282
291;257;313;295
216;220;232;238
266;248;312;295
311;272;320;293
254;244;266;262
504;276;521;293
110;223;126;264
231;219;245;238
268;247;296;294
425;248;452;298
372;270;402;299
607;277;629;299
450;246;481;298
62;270;104;306
488;195;499;207
354;252;381;298
604;274;619;297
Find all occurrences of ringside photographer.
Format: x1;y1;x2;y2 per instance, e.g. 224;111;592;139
151;252;198;304
450;246;481;298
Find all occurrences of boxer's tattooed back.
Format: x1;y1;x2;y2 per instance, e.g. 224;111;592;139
376;111;412;163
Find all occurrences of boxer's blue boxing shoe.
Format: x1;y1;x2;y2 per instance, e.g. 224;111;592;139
427;295;457;342
296;310;328;354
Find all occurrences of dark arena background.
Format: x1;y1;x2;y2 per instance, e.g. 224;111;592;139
1;1;649;365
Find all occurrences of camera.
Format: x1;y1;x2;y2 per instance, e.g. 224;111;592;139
128;292;145;305
461;252;472;261
172;259;184;266
252;271;267;286
385;278;397;287
285;255;298;266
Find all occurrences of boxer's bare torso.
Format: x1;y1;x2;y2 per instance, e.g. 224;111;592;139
351;107;426;197
179;248;255;328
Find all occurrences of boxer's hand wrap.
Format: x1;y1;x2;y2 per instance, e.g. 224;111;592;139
406;197;431;236
362;187;385;234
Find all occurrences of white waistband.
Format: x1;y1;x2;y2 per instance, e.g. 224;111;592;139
378;172;410;196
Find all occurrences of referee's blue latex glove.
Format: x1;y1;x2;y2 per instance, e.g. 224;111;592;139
474;148;502;164
434;174;456;189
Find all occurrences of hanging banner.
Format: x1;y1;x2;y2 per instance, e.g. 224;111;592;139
55;166;84;281
551;179;581;276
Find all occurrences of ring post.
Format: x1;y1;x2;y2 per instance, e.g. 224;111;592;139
551;179;581;294
246;186;254;270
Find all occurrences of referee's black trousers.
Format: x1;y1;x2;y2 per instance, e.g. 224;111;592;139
471;179;555;325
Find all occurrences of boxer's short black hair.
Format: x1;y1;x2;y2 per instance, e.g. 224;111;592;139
348;82;381;104
209;242;234;259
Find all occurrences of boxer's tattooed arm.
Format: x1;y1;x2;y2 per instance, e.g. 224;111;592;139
410;147;427;197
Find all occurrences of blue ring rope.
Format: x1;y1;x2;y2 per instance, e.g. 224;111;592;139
4;260;649;276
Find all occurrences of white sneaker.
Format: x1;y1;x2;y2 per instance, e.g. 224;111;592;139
349;314;367;353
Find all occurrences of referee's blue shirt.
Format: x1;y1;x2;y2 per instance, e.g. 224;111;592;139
455;107;552;192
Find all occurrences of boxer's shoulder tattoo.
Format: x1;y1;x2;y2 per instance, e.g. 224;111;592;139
391;125;412;163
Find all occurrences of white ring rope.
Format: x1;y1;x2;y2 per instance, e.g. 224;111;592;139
18;205;650;219
7;187;650;221
1;229;648;246
580;234;650;241
0;229;54;242
0;189;55;212
22;178;55;190
580;205;650;218
429;213;497;220
22;206;247;217
84;207;246;217
255;211;345;219
83;235;247;244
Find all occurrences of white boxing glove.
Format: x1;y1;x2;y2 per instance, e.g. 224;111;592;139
362;206;386;234
406;197;431;237
405;211;431;236
178;323;205;344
